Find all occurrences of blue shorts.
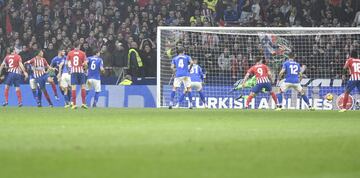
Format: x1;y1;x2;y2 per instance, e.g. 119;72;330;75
35;74;49;89
346;80;360;93
251;82;272;94
5;73;22;87
71;73;86;85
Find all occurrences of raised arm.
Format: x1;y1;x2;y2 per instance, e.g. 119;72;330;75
188;57;194;72
100;59;105;74
0;60;5;74
278;68;285;80
267;69;273;82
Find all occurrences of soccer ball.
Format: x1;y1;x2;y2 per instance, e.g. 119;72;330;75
325;93;334;101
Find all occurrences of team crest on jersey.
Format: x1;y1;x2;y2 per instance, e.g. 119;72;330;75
336;93;354;110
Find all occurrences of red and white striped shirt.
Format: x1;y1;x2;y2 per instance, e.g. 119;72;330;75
247;64;271;84
344;57;360;81
25;57;49;78
2;54;23;74
67;49;87;73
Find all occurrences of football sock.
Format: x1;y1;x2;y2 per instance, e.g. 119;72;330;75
43;90;52;105
277;93;283;105
72;90;76;105
343;92;349;109
81;89;86;104
50;81;58;96
170;91;176;104
32;89;37;101
4;87;9;103
301;94;310;106
178;93;186;103
94;92;100;105
199;91;206;103
270;92;278;105
188;92;193;106
37;89;42;103
245;95;254;108
16;90;22;104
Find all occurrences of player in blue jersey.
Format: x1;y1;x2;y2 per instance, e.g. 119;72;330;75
169;46;193;109
276;52;314;110
57;49;72;107
50;49;66;100
189;58;207;108
25;62;42;106
86;50;105;107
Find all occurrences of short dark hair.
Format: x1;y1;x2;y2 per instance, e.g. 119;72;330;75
73;41;81;49
9;47;15;53
350;50;358;58
256;56;266;64
176;46;185;54
288;52;295;58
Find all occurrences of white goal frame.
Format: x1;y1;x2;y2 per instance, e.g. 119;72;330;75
156;27;360;108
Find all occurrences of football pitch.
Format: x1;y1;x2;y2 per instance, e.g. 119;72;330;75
0;108;359;178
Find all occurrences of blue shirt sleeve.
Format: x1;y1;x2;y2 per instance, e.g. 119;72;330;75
50;57;57;67
100;58;104;68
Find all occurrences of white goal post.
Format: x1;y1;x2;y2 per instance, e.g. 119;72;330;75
157;27;360;110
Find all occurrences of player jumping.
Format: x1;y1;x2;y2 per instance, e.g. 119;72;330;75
67;42;88;109
86;49;104;107
241;56;279;109
25;50;54;107
0;47;28;107
169;46;194;109
276;52;314;110
340;50;360;112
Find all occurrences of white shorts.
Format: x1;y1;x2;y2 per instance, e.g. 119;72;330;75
29;78;37;90
60;73;71;88
86;79;101;92
191;82;203;91
173;76;191;88
280;81;303;92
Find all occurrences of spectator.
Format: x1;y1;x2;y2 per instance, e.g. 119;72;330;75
112;41;128;76
218;47;232;73
128;41;145;78
44;43;57;63
140;41;156;77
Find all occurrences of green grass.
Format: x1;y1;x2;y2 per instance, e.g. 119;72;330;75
0;108;359;178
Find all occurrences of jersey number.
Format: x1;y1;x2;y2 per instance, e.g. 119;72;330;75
73;56;79;66
352;63;360;73
190;67;198;74
289;64;299;75
90;61;96;70
257;68;263;75
8;59;14;68
178;59;184;68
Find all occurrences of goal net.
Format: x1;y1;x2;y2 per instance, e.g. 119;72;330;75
157;27;360;110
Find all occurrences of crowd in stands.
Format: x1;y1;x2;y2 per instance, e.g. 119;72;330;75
0;0;360;83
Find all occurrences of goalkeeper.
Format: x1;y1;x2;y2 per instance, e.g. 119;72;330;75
231;76;266;100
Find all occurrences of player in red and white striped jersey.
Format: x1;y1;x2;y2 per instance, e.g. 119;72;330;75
66;42;88;109
241;57;279;109
25;50;54;107
0;47;28;106
340;50;360;112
